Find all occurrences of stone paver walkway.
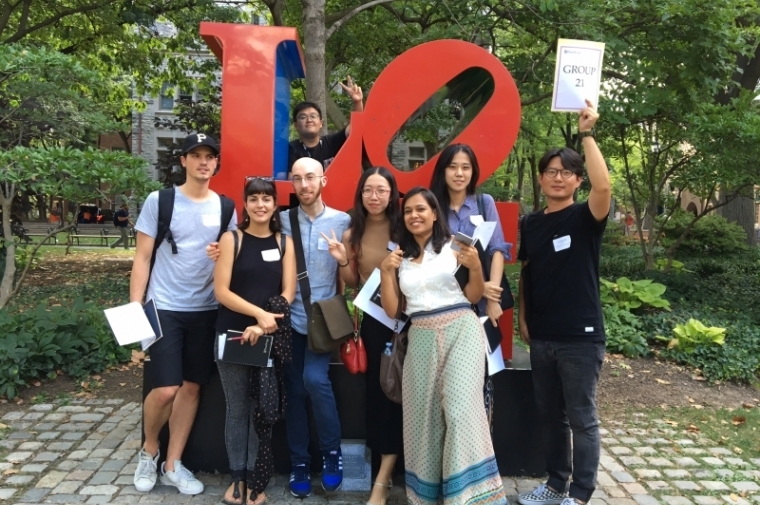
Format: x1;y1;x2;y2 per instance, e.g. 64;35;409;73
0;402;758;504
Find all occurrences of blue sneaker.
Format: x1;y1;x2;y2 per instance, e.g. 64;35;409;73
289;464;312;498
321;449;343;491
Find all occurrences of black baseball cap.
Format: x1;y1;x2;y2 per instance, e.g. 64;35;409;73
181;133;219;156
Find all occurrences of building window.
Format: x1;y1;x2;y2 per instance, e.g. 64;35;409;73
159;83;175;110
408;146;426;170
179;88;193;102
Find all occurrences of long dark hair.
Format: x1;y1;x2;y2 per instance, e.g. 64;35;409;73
349;167;401;255
430;143;481;212
239;177;280;233
399;187;451;259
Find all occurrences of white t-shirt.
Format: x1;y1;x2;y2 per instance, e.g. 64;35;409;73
135;189;237;311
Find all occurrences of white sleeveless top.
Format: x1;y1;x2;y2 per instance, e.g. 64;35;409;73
399;240;469;315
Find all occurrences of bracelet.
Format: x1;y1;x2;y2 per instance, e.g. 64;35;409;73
337;260;349;268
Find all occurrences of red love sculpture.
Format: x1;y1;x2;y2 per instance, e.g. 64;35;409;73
200;23;519;358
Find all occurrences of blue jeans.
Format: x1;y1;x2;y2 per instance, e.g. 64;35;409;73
283;329;341;466
529;340;605;503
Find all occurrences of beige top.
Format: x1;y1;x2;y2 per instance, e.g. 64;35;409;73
342;217;391;286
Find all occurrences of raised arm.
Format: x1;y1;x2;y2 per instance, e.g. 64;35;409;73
340;76;364;136
581;100;611;221
379;247;403;319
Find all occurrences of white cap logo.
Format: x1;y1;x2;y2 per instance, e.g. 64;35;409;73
196;133;207;143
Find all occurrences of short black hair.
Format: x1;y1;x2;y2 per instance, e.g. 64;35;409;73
538;148;584;176
292;101;323;123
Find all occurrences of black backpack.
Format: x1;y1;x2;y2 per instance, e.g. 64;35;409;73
149;187;236;274
112;211;120;227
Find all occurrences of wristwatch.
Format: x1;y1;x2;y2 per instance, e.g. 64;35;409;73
578;129;595;139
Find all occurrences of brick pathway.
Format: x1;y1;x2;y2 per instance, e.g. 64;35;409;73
1;401;759;504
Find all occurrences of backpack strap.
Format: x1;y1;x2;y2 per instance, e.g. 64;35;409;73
218;195;235;241
476;193;486;218
278;232;286;256
149;187;177;276
289;208;312;322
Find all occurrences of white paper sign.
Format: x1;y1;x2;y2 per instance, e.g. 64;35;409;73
354;269;409;331
552;38;606;112
104;302;155;346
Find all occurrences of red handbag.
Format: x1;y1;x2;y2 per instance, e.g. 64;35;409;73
340;308;367;374
341;256;367;373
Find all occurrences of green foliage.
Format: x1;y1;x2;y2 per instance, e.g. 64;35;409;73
0;299;132;399
657;318;726;353
599;246;647;279
603;305;649;358
600;277;671;311
659;211;748;256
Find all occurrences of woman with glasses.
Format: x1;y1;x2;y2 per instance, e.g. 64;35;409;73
430;144;513;332
214;177;296;505
321;167;403;505
379;187;507;505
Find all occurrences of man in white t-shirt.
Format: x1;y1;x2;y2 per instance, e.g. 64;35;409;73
129;133;236;495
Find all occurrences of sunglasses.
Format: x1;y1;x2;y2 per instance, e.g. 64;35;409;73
245;176;275;185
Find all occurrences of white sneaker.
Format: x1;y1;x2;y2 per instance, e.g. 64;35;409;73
133;448;159;492
159;460;204;495
517;484;568;505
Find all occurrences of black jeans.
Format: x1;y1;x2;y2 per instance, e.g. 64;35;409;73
530;339;605;503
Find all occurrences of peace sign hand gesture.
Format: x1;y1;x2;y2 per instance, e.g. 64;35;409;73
320;229;348;265
339;76;363;104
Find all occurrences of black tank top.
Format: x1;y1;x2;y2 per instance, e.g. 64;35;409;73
216;232;283;333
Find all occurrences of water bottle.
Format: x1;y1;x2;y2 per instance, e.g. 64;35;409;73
383;342;393;356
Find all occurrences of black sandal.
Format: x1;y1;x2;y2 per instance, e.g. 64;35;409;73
223;470;246;505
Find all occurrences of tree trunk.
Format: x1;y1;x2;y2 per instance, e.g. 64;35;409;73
0;183;16;309
301;0;328;135
719;188;757;246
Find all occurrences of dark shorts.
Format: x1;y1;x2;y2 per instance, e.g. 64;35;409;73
148;309;218;388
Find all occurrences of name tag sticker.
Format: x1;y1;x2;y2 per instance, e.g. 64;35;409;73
202;214;220;227
470;214;485;226
553;235;571;252
317;237;329;250
261;248;281;262
585;327;594;333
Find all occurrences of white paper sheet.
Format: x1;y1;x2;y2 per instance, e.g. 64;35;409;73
472;222;496;249
104;302;156;346
552;38;606;112
480;316;506;375
354;269;408;331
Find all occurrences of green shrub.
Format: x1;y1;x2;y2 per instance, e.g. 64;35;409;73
600;245;646;279
603;305;649;358
660;211;748;255
0;298;133;399
656;318;726;353
600;277;671;311
660;318;760;383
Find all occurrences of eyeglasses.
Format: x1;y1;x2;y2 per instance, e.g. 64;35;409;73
292;174;323;185
543;168;577;179
361;187;390;197
296;114;321;122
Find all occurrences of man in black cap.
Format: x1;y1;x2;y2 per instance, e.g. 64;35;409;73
130;133;236;496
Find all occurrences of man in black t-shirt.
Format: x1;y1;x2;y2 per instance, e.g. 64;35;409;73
517;100;611;505
287;77;364;174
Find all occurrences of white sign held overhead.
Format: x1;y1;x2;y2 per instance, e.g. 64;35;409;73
552;38;605;112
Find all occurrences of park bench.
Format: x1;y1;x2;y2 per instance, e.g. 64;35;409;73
68;224;136;247
22;222;67;245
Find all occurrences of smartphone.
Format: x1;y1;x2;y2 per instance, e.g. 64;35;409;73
451;231;473;252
